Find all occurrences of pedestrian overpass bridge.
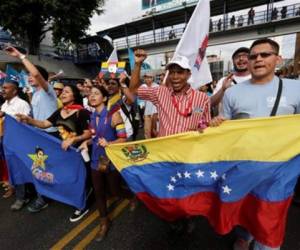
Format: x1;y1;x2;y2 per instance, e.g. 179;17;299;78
116;7;300;58
94;1;300;59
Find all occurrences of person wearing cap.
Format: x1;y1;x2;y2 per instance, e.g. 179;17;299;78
0;77;31;210
129;49;220;138
211;47;251;109
158;71;166;85
142;71;159;138
129;49;223;235
53;82;64;109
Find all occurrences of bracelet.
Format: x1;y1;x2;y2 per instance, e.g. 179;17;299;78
19;54;26;60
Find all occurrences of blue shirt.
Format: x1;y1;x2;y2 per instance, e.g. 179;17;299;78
222;76;300;119
31;85;58;132
90;108;117;171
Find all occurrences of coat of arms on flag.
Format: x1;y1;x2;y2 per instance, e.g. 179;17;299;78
99;61;126;79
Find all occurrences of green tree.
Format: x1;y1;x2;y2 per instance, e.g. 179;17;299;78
0;0;105;55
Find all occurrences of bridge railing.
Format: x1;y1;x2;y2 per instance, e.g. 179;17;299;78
114;2;300;50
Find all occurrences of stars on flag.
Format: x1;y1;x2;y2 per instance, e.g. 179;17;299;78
170;176;177;183
222;185;232;194
166;169;233;198
167;183;174;191
184;171;191;179
195;170;204;178
210;171;218;180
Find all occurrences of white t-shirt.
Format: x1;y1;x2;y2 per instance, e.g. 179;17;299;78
1;96;31;117
120;107;133;138
213;74;251;95
142;83;159;116
83;97;95;112
213;74;251;115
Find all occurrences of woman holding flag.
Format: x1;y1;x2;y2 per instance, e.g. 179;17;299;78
79;85;135;242
16;84;92;222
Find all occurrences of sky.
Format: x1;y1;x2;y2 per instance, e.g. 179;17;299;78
89;0;142;35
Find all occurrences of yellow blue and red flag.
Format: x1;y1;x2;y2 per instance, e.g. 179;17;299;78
99;61;126;79
106;115;300;248
3;116;86;209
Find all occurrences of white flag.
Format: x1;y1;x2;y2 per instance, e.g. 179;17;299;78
172;0;212;89
108;47;118;63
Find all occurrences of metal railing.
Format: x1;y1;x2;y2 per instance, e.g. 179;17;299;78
113;2;300;50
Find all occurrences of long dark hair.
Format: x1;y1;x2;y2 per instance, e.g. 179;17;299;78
65;84;83;105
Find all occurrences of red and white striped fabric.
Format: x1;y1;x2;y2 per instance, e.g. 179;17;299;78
138;85;211;137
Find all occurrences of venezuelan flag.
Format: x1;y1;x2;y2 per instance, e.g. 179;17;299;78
106;115;300;248
98;61;126;79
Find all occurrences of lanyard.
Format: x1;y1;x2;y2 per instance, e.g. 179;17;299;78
171;89;195;117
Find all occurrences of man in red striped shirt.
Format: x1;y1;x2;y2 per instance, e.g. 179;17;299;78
130;49;214;137
129;49;223;235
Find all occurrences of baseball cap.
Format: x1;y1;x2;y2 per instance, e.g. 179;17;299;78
166;55;191;71
53;82;64;90
143;71;154;77
232;47;250;59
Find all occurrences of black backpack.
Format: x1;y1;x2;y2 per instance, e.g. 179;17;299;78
120;101;140;140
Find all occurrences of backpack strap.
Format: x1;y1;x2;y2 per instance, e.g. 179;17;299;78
120;102;133;124
270;78;283;117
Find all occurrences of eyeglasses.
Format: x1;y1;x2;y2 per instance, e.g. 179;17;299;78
248;52;278;60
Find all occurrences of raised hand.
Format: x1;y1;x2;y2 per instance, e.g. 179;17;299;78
134;49;147;65
4;46;23;59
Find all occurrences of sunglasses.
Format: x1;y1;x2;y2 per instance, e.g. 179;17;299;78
248;52;278;60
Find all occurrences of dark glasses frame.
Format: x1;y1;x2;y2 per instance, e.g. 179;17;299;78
248;52;278;60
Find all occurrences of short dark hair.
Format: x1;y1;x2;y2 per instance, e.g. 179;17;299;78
104;77;120;86
35;65;49;81
250;38;280;54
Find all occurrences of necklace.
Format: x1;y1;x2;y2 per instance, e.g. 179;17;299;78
171;89;194;117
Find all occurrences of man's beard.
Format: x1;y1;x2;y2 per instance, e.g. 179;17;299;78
234;64;248;73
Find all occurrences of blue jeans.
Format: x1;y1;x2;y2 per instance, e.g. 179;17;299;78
236;226;280;250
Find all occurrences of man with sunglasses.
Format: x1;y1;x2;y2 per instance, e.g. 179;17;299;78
222;38;300;250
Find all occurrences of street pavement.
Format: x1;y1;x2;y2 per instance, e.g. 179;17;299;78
1;185;300;250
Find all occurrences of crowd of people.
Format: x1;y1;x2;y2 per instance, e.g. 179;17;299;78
210;5;300;32
0;36;300;250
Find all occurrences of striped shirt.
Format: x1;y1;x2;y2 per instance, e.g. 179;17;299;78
138;85;211;137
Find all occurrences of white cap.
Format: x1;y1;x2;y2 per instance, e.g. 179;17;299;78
166;55;191;71
143;71;154;77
